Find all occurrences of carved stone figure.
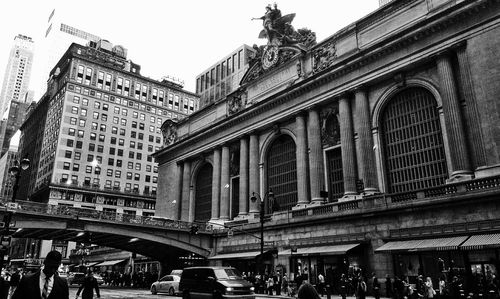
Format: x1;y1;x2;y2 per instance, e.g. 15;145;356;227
161;119;178;146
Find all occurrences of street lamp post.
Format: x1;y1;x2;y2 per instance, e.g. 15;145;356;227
250;190;275;256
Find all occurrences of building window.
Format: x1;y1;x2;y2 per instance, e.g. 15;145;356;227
381;87;448;193
195;163;213;222
326;147;344;202
97;71;104;88
267;135;297;212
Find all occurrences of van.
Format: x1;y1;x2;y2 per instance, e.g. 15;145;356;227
179;266;255;299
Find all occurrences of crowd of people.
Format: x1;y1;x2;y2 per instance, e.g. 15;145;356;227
239;265;500;299
98;269;158;288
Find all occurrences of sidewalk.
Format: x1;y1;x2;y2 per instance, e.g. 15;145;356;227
257;294;391;299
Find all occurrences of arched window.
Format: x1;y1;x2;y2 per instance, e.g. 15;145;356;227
267;135;297;212
381;87;448;193
194;163;213;222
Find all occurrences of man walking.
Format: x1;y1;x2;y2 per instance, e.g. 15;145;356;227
12;250;69;299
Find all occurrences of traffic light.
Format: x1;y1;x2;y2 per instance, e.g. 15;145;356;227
189;224;199;235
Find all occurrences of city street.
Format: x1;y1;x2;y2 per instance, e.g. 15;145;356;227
68;286;390;299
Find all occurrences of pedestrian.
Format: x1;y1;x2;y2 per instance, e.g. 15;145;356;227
8;268;21;298
76;269;100;299
267;274;274;295
356;275;367;299
339;274;348;299
282;274;289;296
275;270;282;295
317;272;325;296
12;250;69;299
385;274;394;298
424;276;435;298
297;282;321;299
438;274;447;299
372;275;380;299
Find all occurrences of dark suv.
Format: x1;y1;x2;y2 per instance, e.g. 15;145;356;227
179;266;255;299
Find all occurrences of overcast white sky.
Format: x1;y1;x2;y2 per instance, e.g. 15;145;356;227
0;0;379;95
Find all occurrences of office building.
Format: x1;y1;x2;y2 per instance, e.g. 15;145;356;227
154;0;500;292
195;45;254;108
0;34;34;118
26;39;199;217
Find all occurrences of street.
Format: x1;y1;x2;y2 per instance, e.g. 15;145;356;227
68;286;390;299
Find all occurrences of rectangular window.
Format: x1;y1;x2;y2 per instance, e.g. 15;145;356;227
135;83;141;99
97;71;104;88
124;79;130;96
85;67;92;85
63;162;70;170
141;85;147;101
68;128;76;136
105;73;112;91
77;65;84;83
117;77;123;94
66;139;74;147
70;117;77;125
75;152;81;160
79;119;86;127
65;150;72;158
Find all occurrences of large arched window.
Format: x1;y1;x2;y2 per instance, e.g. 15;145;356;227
194;163;213;222
381;87;448;193
267;135;298;212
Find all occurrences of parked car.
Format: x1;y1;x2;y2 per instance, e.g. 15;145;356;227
151;274;181;295
179;267;254;299
68;272;85;285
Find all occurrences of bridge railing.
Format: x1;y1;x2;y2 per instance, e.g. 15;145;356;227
2;201;211;233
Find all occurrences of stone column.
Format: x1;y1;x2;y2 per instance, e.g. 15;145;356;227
239;137;249;216
296;113;310;205
354;88;378;193
339;95;357;196
454;44;486;168
307;107;325;203
210;148;221;221
249;133;260;214
173;162;184;220
219;145;230;219
436;52;472;177
180;160;191;221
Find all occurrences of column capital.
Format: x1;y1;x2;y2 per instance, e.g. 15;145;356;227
307;104;321;113
434;49;454;61
451;40;467;52
337;91;351;101
352;84;368;94
294;110;307;118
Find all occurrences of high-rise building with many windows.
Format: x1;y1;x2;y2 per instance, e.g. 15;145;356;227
0;34;34;118
26;40;199;216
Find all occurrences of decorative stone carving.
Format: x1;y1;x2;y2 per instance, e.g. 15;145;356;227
241;4;316;86
160;119;178;146
312;41;337;74
320;105;341;146
228;93;244;115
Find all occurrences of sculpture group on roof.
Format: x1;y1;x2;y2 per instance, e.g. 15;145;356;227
252;3;316;49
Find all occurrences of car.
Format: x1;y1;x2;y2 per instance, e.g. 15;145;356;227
151;274;181;295
179;266;255;299
67;272;85;285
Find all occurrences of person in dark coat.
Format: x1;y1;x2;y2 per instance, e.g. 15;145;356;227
385;274;394;298
76;269;100;299
298;282;321;299
12;250;69;299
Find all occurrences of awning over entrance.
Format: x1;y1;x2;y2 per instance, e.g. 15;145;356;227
87;262;101;267
460;233;500;250
94;259;126;266
279;243;361;256
375;236;468;252
208;251;261;260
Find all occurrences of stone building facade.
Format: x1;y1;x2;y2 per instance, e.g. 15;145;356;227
154;0;500;291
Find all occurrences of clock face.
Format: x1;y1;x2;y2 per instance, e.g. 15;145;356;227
262;46;279;70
